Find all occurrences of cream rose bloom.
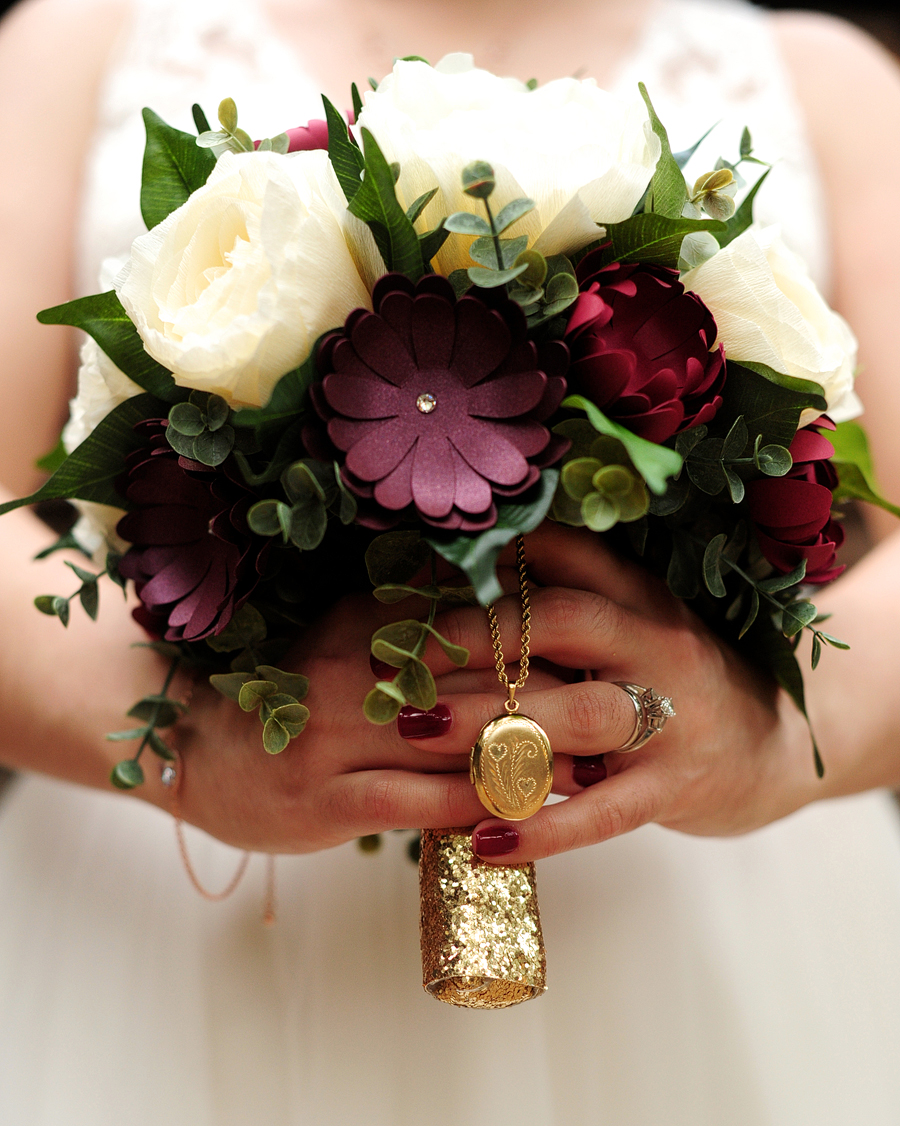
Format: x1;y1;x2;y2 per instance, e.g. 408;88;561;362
682;227;861;426
357;55;661;275
116;149;376;409
62;335;140;558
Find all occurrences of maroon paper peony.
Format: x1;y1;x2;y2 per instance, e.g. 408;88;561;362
747;421;845;585
310;274;569;531
565;249;726;443
116;422;266;641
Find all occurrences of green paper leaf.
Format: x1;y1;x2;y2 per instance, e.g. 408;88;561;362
35;437;67;475
716;362;825;453
604;213;726;268
561;395;682;495
830;419;900;518
351;82;364;123
406;188;438;225
0;393;159;518
638;83;688;218
349;127;424;279
140;108;216;230
110;759;145;790
37;291;181;402
426;469;558;605
323;95;364;203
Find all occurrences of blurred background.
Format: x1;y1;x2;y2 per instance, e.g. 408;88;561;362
0;0;898;53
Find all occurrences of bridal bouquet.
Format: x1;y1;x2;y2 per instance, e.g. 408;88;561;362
3;57;893;809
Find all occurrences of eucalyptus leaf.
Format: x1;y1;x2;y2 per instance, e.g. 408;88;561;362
493;197;535;233
364;681;406;724
254;666;310;701
169;401;205;436
811;634;822;670
193;426;234;466
270;703;310;736
395;658;437;710
422;624;470;667
365;531;430;585
738;587;760;640
723;415;749;461
757;560;807;593
206;602;267;652
53;597;70;628
467;264;528;288
209;671;255;702
34;595;58;616
724;467;745;504
757;445;793;477
373;619;425;655
247;499;283;537
782;600;818;638
147;730;174;761
371;638;417;668
238;680;279;712
702;533;728;598
110;759;145;790
262;718;291;755
443;211;492;236
79;581;100;621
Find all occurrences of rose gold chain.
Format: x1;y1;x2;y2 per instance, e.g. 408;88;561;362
164;676;276;924
486;535;531;714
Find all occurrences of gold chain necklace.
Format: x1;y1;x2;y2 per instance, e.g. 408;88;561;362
470;535;553;821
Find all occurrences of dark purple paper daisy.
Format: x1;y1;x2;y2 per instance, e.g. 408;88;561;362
116;422;265;642
310;274;569;531
565;249;726;444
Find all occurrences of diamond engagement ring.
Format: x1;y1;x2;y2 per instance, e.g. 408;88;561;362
612;682;676;752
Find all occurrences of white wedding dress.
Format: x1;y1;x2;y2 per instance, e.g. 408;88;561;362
3;1;900;1123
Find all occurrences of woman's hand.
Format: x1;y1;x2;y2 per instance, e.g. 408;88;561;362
165;587;565;854
401;523;820;863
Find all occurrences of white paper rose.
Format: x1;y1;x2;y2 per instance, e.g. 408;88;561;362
357;55;661;275
116;149;376;409
62;336;140;557
682;227;861;426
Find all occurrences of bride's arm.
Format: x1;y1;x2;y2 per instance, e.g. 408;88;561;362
400;16;900;861
0;0;493;850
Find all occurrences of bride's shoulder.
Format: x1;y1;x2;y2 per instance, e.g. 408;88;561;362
770;9;900;120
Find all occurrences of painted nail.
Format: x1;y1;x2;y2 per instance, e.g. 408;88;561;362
397;703;453;740
473;825;520;858
369;653;395;679
573;754;607;789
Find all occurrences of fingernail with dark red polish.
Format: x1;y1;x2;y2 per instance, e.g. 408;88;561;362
573;754;607;789
473;825;520;857
369;653;395;679
397;704;453;740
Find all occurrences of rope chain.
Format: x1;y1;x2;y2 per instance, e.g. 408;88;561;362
486;534;531;713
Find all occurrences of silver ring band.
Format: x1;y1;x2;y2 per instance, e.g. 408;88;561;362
612;682;675;752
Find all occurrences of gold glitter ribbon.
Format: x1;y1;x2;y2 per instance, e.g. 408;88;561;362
420;829;546;1008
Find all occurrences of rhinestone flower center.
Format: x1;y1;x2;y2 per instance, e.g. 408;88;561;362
416;393;437;414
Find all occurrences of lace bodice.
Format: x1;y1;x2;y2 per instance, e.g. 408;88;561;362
78;0;830;295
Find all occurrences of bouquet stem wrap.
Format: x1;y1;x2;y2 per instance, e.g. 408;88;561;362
419;828;546;1008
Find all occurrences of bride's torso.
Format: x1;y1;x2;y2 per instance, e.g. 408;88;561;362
79;0;831;297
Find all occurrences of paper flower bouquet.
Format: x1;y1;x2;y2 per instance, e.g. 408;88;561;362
3;55;893;806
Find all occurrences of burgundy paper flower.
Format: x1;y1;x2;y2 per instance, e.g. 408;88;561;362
565;249;726;443
747;421;845;585
116;422;265;641
310;274;569;531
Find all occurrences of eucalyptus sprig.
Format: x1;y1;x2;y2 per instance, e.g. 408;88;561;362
109;655;186;789
678;416;793;503
362;531;470;724
34;551;126;627
195;97;288;156
247;458;357;552
166;391;235;467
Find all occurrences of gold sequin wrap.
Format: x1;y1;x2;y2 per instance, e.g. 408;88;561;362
419;828;546;1008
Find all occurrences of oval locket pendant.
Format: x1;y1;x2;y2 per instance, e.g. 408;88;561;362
470;713;553;821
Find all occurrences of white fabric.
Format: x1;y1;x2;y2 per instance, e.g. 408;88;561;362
5;0;900;1122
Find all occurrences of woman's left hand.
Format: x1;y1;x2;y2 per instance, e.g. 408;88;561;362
405;523;821;862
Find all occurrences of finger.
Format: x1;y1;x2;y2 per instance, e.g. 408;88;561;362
524;522;653;609
325;769;487;837
426;585;646;677
471;763;668;862
398;679;642;759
